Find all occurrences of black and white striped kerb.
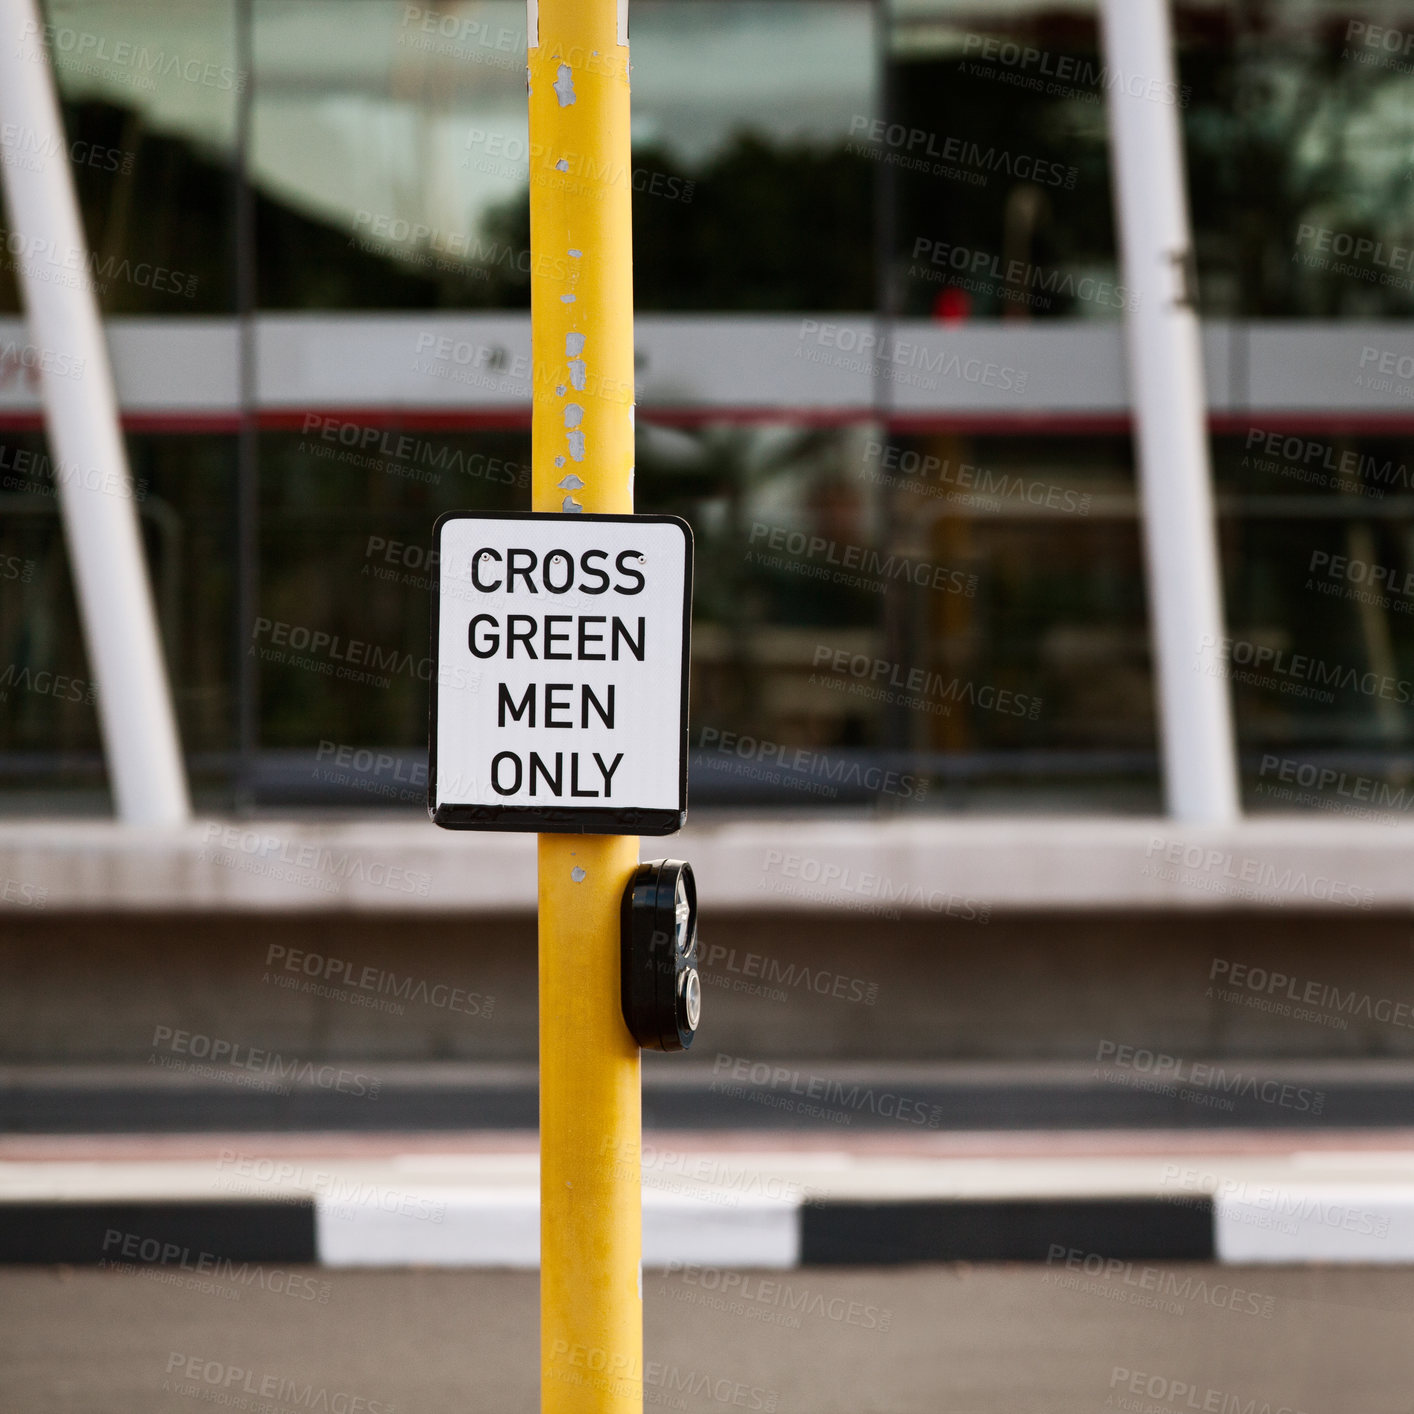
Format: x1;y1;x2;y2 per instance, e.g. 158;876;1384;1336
800;1198;1214;1264
0;1196;1215;1267
0;1201;316;1266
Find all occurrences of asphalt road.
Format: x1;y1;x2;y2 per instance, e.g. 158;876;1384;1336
3;1263;1412;1413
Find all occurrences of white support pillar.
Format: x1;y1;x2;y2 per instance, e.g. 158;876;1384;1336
1100;0;1240;824
0;0;190;824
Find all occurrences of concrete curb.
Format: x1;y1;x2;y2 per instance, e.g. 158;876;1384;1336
7;815;1414;913
3;1194;1213;1267
10;1190;1414;1266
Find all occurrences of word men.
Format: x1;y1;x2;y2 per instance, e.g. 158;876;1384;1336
430;512;692;834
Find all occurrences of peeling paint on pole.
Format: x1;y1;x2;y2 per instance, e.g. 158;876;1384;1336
528;0;643;1406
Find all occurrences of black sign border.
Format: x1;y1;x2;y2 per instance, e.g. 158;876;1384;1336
429;510;693;836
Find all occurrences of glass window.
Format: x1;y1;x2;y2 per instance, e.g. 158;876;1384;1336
1177;0;1414;319
5;0;1414;816
0;430;235;811
0;0;240;315
884;0;1120;323
250;0;876;312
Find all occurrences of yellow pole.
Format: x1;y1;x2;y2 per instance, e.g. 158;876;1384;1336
529;3;641;1412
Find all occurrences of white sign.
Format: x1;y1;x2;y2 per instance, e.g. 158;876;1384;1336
430;512;692;834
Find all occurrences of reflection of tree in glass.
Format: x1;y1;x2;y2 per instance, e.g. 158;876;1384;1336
890;48;1112;322
479;135;873;313
1190;7;1414;318
249;133;872;314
